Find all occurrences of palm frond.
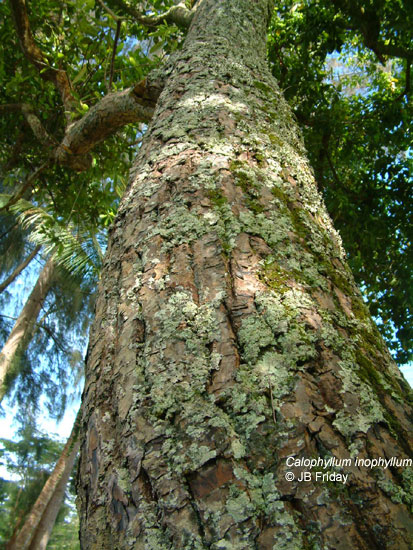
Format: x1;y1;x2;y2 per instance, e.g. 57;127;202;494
0;195;103;277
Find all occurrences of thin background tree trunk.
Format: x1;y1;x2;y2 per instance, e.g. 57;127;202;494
0;258;54;402
7;411;81;550
27;440;80;550
0;245;41;294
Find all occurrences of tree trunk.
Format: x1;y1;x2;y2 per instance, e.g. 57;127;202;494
27;441;80;550
7;411;81;550
78;1;413;548
0;257;54;402
0;245;41;294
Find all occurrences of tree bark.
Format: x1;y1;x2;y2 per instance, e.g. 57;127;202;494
0;245;41;294
7;411;81;550
0;258;54;401
78;1;413;549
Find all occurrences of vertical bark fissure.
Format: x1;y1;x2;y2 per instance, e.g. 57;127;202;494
78;0;413;548
183;473;208;545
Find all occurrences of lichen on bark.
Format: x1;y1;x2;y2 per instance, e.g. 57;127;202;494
78;1;413;549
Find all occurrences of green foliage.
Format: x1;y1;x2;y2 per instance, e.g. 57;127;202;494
0;264;93;420
0;214;28;276
269;0;412;363
0;424;80;548
0;424;65;545
0;195;103;277
0;0;411;544
0;0;149;412
47;509;80;550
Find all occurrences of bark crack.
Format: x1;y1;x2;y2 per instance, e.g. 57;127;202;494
184;474;210;548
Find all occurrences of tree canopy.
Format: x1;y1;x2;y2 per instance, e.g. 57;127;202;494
0;0;412;546
0;423;79;548
1;0;411;368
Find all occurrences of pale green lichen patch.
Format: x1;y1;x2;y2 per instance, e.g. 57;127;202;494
332;353;385;438
278;327;318;365
145;291;222;417
255;292;290;334
226;486;255;522
239;210;292;249
254;351;295;401
313;308;390;439
156;291;219;344
116;467;132;493
151;204;210;250
230;438;246;459
238;315;276;364
377;467;413;512
226;470;305;549
238;288;317;383
140;505;173;550
158;402;246;480
213;201;242;253
224;367;267;439
187;444;217;469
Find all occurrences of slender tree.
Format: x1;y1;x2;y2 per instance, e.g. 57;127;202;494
0;422;74;547
76;1;413;548
0;196;105;404
7;411;80;550
0;245;40;294
0;258;55;402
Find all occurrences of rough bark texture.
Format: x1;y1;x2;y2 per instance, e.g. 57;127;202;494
78;1;413;549
0;258;55;402
7;412;80;550
54;77;162;171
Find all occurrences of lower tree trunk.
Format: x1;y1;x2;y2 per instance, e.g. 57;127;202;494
7;411;81;550
0;257;54;402
27;440;80;550
78;1;413;548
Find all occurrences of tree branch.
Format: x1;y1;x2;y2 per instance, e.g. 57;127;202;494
137;2;195;29
0;245;41;294
0;104;55;148
108;19;121;91
395;61;411;100
1;73;162;172
0;161;49;212
96;0;125;22
9;0;52;76
8;0;171;173
54;78;161;170
9;0;77;119
108;0;195;30
331;0;413;64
